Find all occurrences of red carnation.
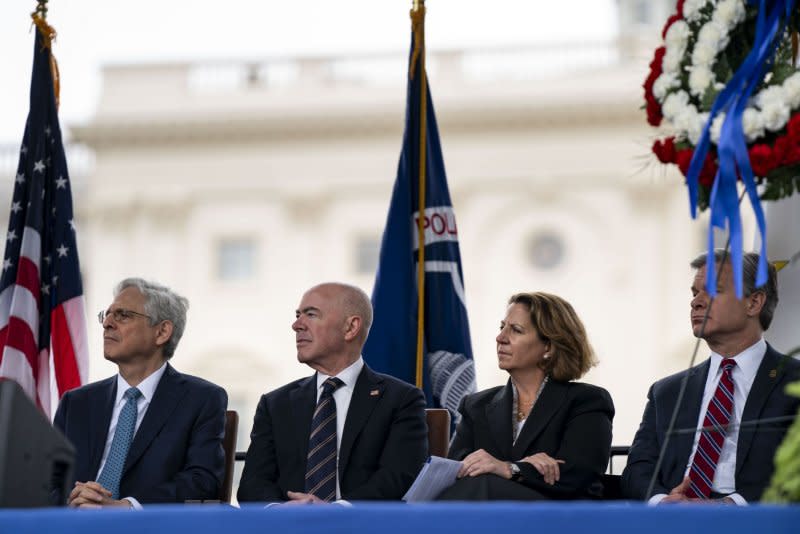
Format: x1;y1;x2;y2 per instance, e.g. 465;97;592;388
773;136;789;164
786;113;800;142
652;137;677;163
698;153;718;187
677;149;717;187
748;144;775;178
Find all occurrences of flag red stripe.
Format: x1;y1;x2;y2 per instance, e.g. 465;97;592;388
5;316;38;380
15;257;41;303
51;304;81;395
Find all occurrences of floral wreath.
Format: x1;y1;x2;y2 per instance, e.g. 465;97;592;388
644;0;800;299
645;0;800;210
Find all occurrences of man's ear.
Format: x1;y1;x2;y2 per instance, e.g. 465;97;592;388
746;291;766;318
343;316;362;342
155;320;174;347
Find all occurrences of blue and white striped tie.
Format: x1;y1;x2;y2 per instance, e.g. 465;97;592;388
97;387;142;499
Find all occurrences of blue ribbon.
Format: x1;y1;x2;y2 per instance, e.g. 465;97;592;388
685;0;793;297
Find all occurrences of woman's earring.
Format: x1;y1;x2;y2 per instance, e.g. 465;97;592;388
543;353;550;360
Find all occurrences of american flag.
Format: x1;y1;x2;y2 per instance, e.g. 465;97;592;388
0;21;88;416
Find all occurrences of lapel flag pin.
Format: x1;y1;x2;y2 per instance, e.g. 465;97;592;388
769;369;777;378
370;389;380;396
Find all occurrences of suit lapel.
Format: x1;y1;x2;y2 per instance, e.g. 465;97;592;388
485;382;513;460
123;364;186;475
290;374;318;465
737;346;783;474
89;377;117;477
511;380;567;459
338;365;383;475
671;360;708;471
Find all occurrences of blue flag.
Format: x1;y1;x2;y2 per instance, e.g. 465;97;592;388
364;20;476;423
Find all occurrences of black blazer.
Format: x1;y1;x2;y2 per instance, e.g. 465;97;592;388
622;344;800;502
237;364;428;502
449;379;614;499
53;363;227;503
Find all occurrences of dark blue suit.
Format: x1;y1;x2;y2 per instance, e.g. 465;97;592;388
53;363;227;503
237;364;428;502
622;345;800;502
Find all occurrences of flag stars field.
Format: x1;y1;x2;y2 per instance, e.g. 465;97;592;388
10;202;22;214
55;176;67;189
33;160;45;173
6;230;17;243
56;244;69;258
15;173;25;184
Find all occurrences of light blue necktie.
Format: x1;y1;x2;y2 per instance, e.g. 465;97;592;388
97;387;142;499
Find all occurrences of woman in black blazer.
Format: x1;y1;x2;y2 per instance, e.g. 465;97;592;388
438;292;614;500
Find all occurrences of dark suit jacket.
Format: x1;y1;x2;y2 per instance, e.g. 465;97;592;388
448;379;615;499
53;363;227;503
237;364;428;502
622;344;800;502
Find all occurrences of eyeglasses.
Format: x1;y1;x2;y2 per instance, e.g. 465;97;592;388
98;308;152;324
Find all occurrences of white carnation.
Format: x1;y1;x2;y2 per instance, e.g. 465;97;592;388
742;108;765;141
663;91;690;120
760;101;790;132
688;112;709;144
712;0;746;27
683;0;709;21
673;107;699;139
710;113;726;143
756;85;786;110
691;41;717;67
782;73;800;108
665;21;691;50
697;21;729;51
663;47;684;73
653;73;679;100
689;67;713;97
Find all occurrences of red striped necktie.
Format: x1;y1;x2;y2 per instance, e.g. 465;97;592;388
687;358;736;499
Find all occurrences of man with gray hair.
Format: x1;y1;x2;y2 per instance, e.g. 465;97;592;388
623;251;800;504
238;282;428;503
54;278;227;508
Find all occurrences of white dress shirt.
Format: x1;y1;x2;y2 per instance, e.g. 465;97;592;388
96;362;167;509
650;339;765;505
314;357;364;500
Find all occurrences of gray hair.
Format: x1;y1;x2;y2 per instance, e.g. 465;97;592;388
114;278;189;359
690;250;779;331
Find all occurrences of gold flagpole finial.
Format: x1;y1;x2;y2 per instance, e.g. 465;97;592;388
30;0;61;110
773;260;789;272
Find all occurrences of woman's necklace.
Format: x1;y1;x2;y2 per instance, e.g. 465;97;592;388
516;376;549;422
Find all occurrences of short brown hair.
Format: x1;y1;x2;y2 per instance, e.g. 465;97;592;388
508;292;597;381
690;250;779;331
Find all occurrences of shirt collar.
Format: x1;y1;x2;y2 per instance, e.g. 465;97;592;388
316;356;364;391
709;338;766;380
115;362;168;405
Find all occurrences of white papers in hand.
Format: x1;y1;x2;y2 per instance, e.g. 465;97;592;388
402;456;462;502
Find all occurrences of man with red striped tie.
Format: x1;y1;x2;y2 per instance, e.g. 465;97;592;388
622;251;800;504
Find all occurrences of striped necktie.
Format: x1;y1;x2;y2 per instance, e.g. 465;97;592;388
305;377;344;501
97;387;142;499
687;358;736;499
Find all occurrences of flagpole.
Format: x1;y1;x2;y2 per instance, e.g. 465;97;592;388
411;0;427;389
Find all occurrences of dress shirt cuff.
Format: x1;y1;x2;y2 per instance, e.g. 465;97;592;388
726;492;748;506
123;497;142;510
647;493;667;505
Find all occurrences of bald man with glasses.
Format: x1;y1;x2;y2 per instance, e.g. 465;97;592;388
53;278;227;508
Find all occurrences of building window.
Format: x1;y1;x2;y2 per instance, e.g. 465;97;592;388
633;0;651;25
527;231;565;271
355;236;380;275
217;238;257;281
